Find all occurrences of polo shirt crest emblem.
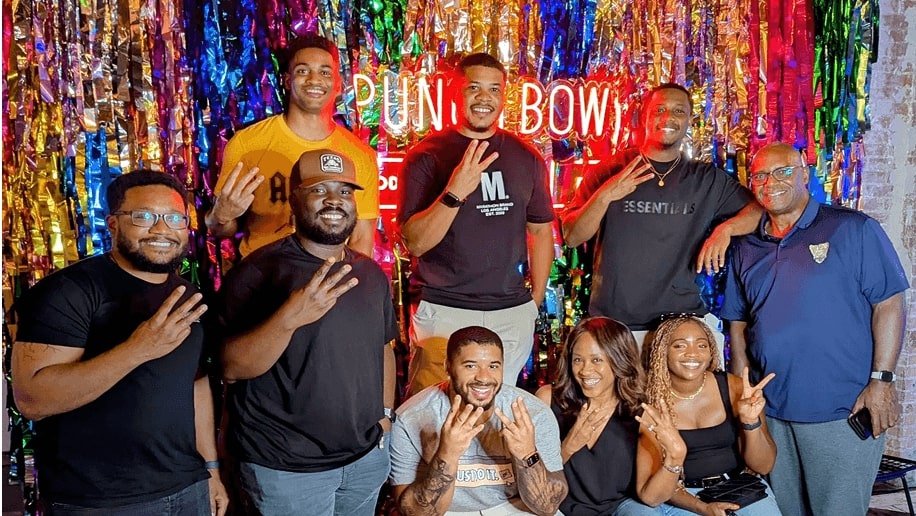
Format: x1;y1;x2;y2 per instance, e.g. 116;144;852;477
809;242;829;263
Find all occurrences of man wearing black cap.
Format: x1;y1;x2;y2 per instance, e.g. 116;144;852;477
219;149;398;515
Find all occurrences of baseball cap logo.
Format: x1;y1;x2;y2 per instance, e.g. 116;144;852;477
320;154;344;174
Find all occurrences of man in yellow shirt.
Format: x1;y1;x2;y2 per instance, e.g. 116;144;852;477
206;34;379;258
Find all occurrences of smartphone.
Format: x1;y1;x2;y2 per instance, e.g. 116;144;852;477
847;408;873;440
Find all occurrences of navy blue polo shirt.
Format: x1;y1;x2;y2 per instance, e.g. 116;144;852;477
721;198;908;423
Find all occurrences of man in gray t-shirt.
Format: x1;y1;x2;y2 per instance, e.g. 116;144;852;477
389;326;566;515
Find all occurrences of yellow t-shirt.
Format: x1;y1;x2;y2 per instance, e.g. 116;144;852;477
216;115;379;256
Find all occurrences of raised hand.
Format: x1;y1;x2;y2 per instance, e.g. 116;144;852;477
277;257;359;330
211;162;263;225
446;140;500;200
438;395;486;461
636;403;687;463
561;402;611;459
736;367;775;425
596;155;654;203
495;397;538;460
127;286;207;361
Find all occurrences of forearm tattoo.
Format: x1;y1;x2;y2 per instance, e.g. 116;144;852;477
515;459;568;516
402;457;455;516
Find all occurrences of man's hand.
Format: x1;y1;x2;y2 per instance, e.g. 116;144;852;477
208;473;229;516
438;395;486;461
700;501;741;516
495;397;538;460
736;367;775;425
446;140;499;200
210;163;263;226
126;286;207;362
696;222;733;274
595;155;654;204
276;257;358;331
852;380;901;436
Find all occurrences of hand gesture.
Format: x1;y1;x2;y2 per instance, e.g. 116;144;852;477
278;257;358;330
438;395;486;462
562;402;611;456
851;378;900;437
636;403;687;463
701;500;741;516
211;163;263;225
696;223;733;274
596;155;654;203
127;286;207;361
736;367;775;425
446;140;500;200
495;397;538;461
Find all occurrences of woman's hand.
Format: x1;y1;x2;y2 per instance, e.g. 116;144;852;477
636;403;687;464
560;402;611;461
736;367;775;425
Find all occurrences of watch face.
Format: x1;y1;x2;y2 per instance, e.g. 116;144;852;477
524;453;540;467
440;192;464;208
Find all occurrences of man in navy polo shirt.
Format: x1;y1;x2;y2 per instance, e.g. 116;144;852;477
722;142;908;516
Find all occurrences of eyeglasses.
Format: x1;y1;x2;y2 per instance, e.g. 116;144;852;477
749;166;798;185
112;210;189;229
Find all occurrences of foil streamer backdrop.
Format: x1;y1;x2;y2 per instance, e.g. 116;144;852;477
3;0;881;329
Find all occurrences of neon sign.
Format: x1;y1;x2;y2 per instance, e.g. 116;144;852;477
354;72;627;142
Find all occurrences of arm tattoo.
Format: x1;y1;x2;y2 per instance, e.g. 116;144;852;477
514;458;568;516
401;457;455;516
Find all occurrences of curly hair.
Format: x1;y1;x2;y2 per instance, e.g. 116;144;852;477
644;316;720;427
552;317;646;418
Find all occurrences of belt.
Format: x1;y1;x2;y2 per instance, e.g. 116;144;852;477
683;468;749;489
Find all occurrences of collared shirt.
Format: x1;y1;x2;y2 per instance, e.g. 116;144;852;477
721;198;908;422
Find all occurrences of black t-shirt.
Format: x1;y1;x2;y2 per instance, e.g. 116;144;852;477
398;128;556;310
220;237;399;472
567;148;753;329
14;255;208;507
552;402;640;515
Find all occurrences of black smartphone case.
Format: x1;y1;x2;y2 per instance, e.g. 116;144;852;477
847;409;873;440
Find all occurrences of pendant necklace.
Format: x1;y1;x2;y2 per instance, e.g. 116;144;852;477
670;372;707;400
641;152;682;187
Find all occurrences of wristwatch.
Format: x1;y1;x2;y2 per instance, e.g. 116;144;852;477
521;452;541;468
871;370;896;382
384;407;397;423
440;191;465;208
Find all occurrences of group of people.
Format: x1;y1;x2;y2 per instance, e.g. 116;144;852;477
10;33;908;516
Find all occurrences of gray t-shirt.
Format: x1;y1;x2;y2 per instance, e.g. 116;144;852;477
389;384;563;513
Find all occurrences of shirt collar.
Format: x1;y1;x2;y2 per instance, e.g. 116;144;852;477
757;196;819;240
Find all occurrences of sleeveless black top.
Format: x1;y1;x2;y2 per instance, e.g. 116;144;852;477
552;402;640;515
678;371;743;481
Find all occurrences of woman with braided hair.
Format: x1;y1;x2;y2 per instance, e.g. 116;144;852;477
635;315;781;516
536;317;686;515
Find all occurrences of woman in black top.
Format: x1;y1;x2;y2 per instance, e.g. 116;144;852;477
636;315;780;516
536;317;686;515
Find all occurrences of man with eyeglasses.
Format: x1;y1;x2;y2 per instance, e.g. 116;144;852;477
12;170;228;515
721;142;908;516
218;149;397;515
562;83;763;360
206;33;379;258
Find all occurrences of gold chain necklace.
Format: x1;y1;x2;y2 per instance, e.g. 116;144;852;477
641;152;682;187
670;372;707;400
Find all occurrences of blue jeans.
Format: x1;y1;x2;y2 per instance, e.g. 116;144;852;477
658;479;781;516
239;439;390;516
45;479;210;515
614;497;666;515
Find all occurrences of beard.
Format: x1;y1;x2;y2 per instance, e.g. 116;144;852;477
455;381;502;411
116;233;187;274
296;209;357;245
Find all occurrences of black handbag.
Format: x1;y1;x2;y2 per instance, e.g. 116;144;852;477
696;473;769;507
